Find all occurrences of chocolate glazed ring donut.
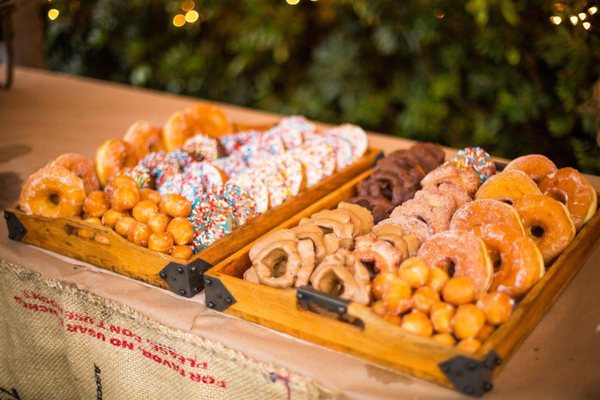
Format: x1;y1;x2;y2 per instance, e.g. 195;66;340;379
349;194;394;223
410;142;446;168
381;151;427;185
371;169;414;206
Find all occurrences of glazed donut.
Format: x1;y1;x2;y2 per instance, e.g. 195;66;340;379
310;249;371;304
433;182;471;210
19;165;86;218
504;154;557;184
252;239;301;289
417;230;493;294
83;190;110;218
353;233;405;273
450;199;525;236
163;110;203;152
186;103;233;138
421;164;481;196
50;153;99;194
123;120;163;159
378;216;433;244
478;225;544;297
539;167;597;231
292;221;327;262
512;194;576;264
475;170;541;205
294;239;317;288
95;139;138;187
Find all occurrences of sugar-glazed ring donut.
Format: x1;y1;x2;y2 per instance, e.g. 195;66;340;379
512;194;576;264
434;182;471;210
50;153;99;194
475;169;541;205
480;225;544;298
94;139;139;187
353;233;405;273
504;154;557;184
539;167;597;231
417;230;493;294
378;216;433;244
450;199;525;236
123;120;163;159
421;164;481;196
390;189;456;233
186;103;233;138
19;165;86;218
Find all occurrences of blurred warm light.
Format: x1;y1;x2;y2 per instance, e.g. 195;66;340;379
570;15;578;25
578;12;587;20
181;0;195;12
434;9;445;19
583;21;591;30
550;16;562;25
173;14;186;27
286;0;300;5
47;8;59;20
185;10;199;23
589;7;598;15
554;3;565;12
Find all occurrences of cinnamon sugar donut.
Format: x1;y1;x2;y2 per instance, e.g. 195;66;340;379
353;233;405;273
539;167;597;231
390;189;456;233
421;164;481;196
434;182;471;210
123;120;163;159
475;170;541;205
504;154;557;183
379;216;433;244
50;153;99;194
450;199;525;236
417;230;493;294
19;166;86;218
512;194;576;264
94;139;138;187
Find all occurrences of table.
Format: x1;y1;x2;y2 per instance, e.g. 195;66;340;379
1;67;599;399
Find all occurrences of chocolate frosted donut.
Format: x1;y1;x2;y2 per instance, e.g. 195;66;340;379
349;194;394;224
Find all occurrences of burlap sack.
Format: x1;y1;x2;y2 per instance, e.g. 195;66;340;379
0;260;331;400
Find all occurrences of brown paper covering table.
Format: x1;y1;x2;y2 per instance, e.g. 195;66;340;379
1;67;599;399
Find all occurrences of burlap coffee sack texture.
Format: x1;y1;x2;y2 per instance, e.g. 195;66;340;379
0;260;332;400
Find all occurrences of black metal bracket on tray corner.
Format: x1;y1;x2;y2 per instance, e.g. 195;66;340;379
296;286;364;329
204;275;236;312
4;210;26;242
159;258;213;298
438;351;502;397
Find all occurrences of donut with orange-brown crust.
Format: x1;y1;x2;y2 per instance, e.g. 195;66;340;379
123;120;163;159
539;167;597;231
475;170;541;206
95;139;138;187
504;154;557;184
50;153;99;194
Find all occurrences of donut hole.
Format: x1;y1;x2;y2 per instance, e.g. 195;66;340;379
530;225;545;238
500;199;513;206
448;262;456;277
361;260;377;280
49;193;60;205
490;251;502;272
546;190;567;206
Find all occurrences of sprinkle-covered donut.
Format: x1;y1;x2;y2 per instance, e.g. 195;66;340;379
182;134;219;162
188;192;238;252
222;183;258;226
450;146;496;183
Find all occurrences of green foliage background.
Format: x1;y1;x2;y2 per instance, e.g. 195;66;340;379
45;0;600;173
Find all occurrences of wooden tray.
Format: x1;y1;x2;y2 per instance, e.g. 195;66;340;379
203;169;600;396
3;146;381;298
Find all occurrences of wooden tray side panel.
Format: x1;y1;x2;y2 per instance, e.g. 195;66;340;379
10;209;172;287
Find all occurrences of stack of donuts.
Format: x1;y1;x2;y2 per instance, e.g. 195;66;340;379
246;146;597;352
18;103;370;257
349;143;446;222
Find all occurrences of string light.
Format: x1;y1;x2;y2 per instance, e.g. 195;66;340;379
434;9;445;19
173;14;186;27
286;0;300;5
578;12;587;20
570;15;578;25
583;21;591;30
554;3;565;12
181;0;195;12
589;7;598;15
47;8;59;20
550;16;562;25
185;10;199;23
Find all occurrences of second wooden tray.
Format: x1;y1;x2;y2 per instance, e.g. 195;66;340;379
203;169;600;396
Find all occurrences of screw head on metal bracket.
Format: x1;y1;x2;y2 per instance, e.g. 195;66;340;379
8;233;14;240
179;289;186;296
159;272;167;279
483;382;494;392
225;297;232;304
207;301;216;309
3;213;8;220
204;277;212;286
177;266;184;273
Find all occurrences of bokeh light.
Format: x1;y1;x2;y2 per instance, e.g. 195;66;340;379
185;10;199;23
286;0;300;5
550;16;562;25
181;1;195;12
173;14;186;27
47;8;59;20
